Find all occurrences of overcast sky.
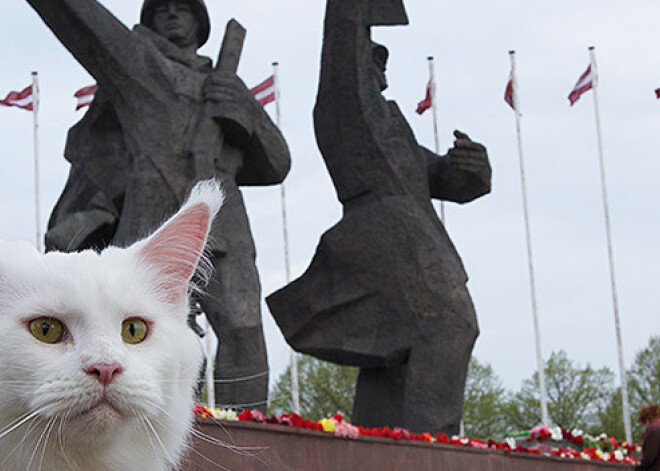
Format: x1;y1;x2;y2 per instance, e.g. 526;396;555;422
2;1;660;400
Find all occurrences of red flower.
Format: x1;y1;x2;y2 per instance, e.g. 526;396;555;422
193;403;212;417
436;433;449;444
608;436;619;449
392;427;411;440
238;409;266;423
237;409;253;421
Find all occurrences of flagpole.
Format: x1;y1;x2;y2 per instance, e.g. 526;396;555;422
31;71;42;253
509;51;549;426
427;56;445;223
588;46;632;444
272;62;301;415
203;313;216;411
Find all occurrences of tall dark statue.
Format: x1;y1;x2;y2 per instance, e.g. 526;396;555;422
29;0;290;410
267;0;491;434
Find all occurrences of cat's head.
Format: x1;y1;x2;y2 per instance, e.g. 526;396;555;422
0;180;223;470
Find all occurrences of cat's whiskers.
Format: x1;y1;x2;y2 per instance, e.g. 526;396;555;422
136;410;231;471
0;380;46;384
56;411;81;471
37;414;59;471
150;401;268;468
141;402;234;470
156;369;268;385
187;428;269;459
181;441;234;471
0;408;43;441
136;413;162;467
0;409;47;468
65;225;88;253
141;413;179;468
26;414;56;471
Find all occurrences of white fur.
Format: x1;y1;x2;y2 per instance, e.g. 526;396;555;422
0;180;223;471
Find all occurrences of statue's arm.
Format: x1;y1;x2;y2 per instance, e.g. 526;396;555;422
239;107;291;185
313;0;408;168
203;73;291;185
426;131;492;203
26;0;136;85
45;165;118;252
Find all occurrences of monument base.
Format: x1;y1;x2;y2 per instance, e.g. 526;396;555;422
178;419;633;470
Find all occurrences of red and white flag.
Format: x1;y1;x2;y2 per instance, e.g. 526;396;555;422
250;75;275;107
568;65;593;106
416;79;432;115
74;84;98;110
504;74;515;110
0;84;34;111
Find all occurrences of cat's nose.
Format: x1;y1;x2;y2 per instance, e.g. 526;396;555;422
85;362;123;386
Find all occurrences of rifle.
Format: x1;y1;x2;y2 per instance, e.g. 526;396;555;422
191;19;246;181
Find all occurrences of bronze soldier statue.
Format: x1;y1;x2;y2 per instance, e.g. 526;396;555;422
268;0;491;434
28;0;290;410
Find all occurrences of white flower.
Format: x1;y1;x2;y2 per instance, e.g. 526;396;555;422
614;450;624;461
213;408;238;421
550;427;563;440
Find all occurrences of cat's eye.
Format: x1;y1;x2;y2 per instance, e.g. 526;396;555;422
122;318;149;344
28;317;65;344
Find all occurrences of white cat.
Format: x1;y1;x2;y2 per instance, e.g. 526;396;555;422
0;180;223;471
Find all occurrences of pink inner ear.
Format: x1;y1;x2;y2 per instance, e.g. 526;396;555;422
139;202;211;304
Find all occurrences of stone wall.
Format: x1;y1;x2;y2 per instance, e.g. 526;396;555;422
178;419;634;471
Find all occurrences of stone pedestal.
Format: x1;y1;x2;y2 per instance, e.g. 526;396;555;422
179;419;634;470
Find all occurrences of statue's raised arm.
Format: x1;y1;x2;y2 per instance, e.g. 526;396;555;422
26;0;141;90
313;0;410;205
314;0;408;121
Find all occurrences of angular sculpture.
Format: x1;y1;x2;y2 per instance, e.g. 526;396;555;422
28;0;291;410
267;0;491;434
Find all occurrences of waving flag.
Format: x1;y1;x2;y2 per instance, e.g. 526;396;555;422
251;75;275;107
0;84;34;111
74;84;98;110
568;65;593;105
416;79;432;115
504;75;515;110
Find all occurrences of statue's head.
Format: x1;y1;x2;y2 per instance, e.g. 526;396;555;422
140;0;210;48
372;42;389;92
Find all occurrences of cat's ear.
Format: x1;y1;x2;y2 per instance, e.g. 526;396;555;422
135;180;223;305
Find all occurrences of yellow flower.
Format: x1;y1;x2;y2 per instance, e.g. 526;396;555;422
319;418;336;433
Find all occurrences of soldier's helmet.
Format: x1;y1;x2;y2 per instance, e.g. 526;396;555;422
140;0;210;48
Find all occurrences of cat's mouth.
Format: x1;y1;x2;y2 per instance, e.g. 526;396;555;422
78;398;122;418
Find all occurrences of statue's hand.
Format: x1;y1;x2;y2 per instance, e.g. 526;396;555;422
446;130;491;183
203;73;254;107
203;72;259;141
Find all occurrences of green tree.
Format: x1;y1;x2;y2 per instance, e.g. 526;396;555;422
503;351;614;433
613;336;660;442
462;357;508;439
629;337;660;413
268;354;358;421
596;387;629;441
576;337;660;443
